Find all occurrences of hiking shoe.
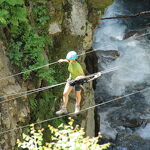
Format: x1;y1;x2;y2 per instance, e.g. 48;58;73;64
56;106;67;115
74;104;80;114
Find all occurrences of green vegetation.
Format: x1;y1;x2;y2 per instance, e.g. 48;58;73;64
17;118;110;150
88;0;114;11
0;0;27;28
0;0;63;127
87;0;114;28
0;0;54;82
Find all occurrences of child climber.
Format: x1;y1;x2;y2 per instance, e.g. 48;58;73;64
56;51;85;115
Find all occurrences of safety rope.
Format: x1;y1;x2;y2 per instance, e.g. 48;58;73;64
127;32;150;40
0;67;120;105
0;81;67;99
101;10;150;20
0;49;100;81
0;62;58;82
0;29;149;83
0;30;149;103
1;29;150;83
0;85;149;135
0;82;67;104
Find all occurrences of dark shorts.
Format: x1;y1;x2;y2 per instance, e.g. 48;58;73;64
67;79;82;91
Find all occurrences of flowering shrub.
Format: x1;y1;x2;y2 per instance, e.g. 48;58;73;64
17;118;110;150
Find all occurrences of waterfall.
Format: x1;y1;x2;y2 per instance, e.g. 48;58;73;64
93;0;150;149
94;0;150;97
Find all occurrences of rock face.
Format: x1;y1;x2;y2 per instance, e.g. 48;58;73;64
0;0;113;148
48;0;106;137
69;0;88;36
49;23;61;34
93;0;150;149
0;41;30;150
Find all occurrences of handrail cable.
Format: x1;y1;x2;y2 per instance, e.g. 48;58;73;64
1;28;150;82
0;49;100;81
0;67;119;104
0;85;149;135
101;10;150;20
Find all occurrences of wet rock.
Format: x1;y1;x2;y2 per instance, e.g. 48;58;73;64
123;27;150;39
116;134;150;150
84;49;98;89
123;118;143;128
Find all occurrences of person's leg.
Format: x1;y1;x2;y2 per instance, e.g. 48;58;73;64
75;90;82;106
63;83;73;107
75;89;82;113
56;83;73;115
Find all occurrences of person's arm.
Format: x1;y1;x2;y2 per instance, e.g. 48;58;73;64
67;73;72;81
75;73;85;80
58;59;69;63
75;64;85;80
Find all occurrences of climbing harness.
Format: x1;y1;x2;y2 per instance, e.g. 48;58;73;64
69;72;102;85
0;28;149;83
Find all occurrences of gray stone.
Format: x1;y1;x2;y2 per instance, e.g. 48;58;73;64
0;41;30;149
69;0;88;36
49;23;61;34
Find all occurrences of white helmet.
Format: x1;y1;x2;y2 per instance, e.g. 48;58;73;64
66;51;78;60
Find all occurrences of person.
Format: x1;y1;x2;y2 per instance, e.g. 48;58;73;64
56;51;85;115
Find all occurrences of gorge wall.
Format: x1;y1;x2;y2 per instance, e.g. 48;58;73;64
0;0;113;149
0;41;30;150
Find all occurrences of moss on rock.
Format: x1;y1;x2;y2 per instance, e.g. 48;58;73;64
87;0;114;28
88;0;114;10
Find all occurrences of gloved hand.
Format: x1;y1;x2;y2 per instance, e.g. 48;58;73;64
58;59;64;63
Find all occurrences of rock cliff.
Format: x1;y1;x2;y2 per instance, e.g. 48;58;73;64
0;0;113;149
0;41;30;150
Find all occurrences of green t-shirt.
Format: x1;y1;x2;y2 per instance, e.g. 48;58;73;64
68;62;84;79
